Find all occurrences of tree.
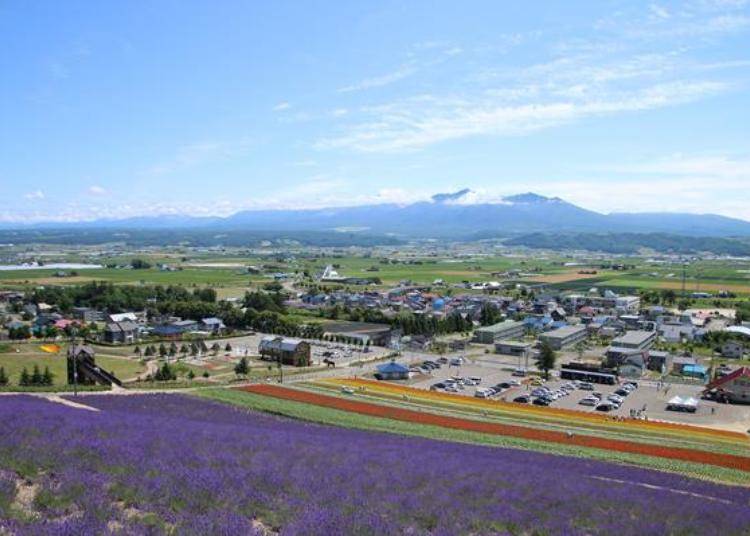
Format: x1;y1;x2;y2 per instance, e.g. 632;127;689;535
186;369;196;381
0;367;8;386
42;366;54;386
131;258;152;270
535;340;557;380
478;303;501;326
211;342;220;355
31;365;43;386
134;345;142;357
159;343;167;358
19;367;31;387
154;362;176;381
234;357;249;377
225;342;232;352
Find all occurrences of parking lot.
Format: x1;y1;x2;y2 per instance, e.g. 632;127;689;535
407;358;750;431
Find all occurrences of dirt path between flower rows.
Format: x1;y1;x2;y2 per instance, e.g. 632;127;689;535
241;384;750;473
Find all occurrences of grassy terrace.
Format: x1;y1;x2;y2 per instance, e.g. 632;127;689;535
197;388;750;485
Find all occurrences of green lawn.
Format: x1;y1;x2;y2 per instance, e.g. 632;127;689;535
0;351;145;386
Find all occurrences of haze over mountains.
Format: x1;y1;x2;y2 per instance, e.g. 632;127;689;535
7;190;750;238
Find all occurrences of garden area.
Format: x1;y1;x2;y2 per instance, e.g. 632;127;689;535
1;393;749;535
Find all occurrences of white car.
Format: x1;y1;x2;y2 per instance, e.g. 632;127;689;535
579;397;598;406
474;388;492;399
607;394;624;404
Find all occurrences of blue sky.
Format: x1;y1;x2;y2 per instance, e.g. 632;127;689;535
1;0;749;223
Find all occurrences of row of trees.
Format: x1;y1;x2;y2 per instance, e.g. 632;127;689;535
31;282;218;316
18;366;55;387
136;341;233;359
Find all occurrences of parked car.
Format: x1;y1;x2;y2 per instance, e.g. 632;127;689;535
468;376;482;384
512;368;527;377
513;395;531;403
579;397;598;406
595;401;615;412
530;378;545;386
497;382;511;389
437;357;449;364
614;388;630;397
449;357;464;366
533;397;552;406
578;382;594;391
475;388;492;399
430;382;446;390
508;380;521;387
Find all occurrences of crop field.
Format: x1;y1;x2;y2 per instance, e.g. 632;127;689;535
2;394;750;535
3;251;749;298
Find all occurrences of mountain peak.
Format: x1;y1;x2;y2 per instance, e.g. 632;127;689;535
503;192;556;204
431;188;472;203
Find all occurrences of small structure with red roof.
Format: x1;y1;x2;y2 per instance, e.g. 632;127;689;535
703;367;750;404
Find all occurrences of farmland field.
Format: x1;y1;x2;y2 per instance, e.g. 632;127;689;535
2;394;750;535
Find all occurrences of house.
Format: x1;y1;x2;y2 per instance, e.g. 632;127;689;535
658;319;695;343
615;296;641;313
324;321;393;346
200;317;226;334
671;355;699;375
619;353;647;378
72;307;103;323
495;340;532;358
647;350;672;372
611;330;657;351
473;320;525;344
538;325;587;350
681;364;708;381
258;336;311;367
605;346;648;370
375;360;410;380
721;341;745;359
151;319;198;338
703;367;750;403
108;312;145;324
104;321;139;344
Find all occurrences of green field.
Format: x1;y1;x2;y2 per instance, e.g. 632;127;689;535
2;251;749;300
0;347;145;386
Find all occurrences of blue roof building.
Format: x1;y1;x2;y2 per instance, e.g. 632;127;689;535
375;361;410;380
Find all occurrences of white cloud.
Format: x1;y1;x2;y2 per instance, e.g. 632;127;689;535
338;66;416;93
317;80;727;152
649;4;671;19
273;101;291;111
23;190;45;200
88;185;107;196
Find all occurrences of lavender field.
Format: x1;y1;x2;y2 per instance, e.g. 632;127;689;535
1;394;749;535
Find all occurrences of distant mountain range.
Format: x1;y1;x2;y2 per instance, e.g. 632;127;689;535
6;190;750;238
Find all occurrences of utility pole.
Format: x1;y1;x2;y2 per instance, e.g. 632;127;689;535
681;262;687;299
